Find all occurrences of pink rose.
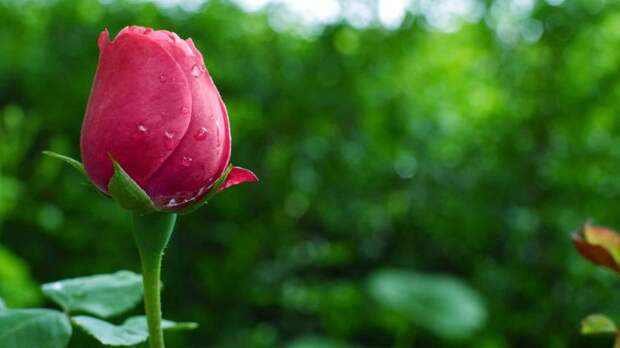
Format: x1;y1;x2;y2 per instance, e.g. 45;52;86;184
81;26;257;210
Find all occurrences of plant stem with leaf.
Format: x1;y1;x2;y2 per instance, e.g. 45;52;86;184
132;212;177;348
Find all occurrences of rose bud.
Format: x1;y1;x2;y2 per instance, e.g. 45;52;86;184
80;26;257;211
572;223;620;274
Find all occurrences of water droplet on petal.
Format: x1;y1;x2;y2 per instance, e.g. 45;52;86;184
181;156;193;167
159;73;167;83
194;127;208;140
197;185;207;196
144;28;153;34
164;130;175;149
191;64;202;78
166;198;178;208
134;123;148;139
215;121;222;147
160;111;168;117
181;106;190;115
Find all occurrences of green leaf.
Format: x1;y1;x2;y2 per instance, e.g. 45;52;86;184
367;269;487;340
124;316;198;332
42;271;143;318
0;309;72;348
72;316;147;346
581;314;617;335
107;156;158;214
0;297;5;311
42;151;87;179
72;316;197;346
177;164;232;215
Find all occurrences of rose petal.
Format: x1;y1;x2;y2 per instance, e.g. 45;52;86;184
145;39;231;208
97;29;110;51
81;29;192;192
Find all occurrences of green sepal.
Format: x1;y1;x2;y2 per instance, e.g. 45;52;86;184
177;164;232;215
581;314;617;335
107;155;158;215
42;151;87;179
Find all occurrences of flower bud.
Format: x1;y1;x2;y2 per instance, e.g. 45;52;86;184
80;26;257;210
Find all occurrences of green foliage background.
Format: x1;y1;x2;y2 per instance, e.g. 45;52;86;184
1;0;619;346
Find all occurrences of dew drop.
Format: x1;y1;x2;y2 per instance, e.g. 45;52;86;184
137;124;148;133
181;106;190;115
166;198;178;208
160;110;168;117
196;187;206;197
215;121;222;147
194;127;208;140
134;123;148;140
191;64;202;78
159;73;167;83
164;130;175;149
181;156;193;167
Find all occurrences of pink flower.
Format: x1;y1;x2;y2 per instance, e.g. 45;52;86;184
81;26;257;210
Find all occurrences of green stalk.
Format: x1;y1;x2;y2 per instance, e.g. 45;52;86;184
132;212;177;348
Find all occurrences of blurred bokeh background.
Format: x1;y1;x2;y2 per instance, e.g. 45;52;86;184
2;0;620;346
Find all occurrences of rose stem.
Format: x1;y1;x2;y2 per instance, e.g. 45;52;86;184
132;212;177;348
